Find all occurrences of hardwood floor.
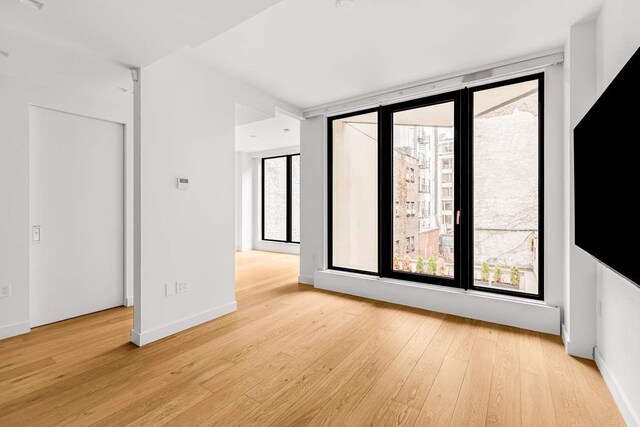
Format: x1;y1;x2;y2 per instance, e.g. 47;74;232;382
0;251;623;426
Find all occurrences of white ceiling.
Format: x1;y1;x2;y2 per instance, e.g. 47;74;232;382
195;0;601;109
236;110;300;152
0;0;284;67
1;0;601;111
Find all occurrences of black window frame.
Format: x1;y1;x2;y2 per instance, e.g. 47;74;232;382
261;153;300;244
327;108;380;275
466;73;545;300
327;73;544;300
379;90;464;288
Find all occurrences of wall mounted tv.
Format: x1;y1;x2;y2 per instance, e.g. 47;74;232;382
574;46;640;287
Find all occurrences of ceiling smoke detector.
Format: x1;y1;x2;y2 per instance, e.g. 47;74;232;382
335;0;355;11
20;0;45;10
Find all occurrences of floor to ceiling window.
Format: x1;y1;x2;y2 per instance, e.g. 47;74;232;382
470;77;542;296
329;110;378;273
328;74;544;299
387;95;459;286
262;154;300;244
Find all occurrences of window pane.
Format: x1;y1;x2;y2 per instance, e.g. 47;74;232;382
291;155;300;242
263;157;287;241
392;102;455;278
473;79;539;295
332;112;378;272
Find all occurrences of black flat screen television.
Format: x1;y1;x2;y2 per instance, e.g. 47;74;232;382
574;46;640;287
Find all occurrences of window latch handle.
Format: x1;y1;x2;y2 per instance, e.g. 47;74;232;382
456;210;461;225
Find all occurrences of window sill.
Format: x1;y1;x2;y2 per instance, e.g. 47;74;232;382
314;269;559;334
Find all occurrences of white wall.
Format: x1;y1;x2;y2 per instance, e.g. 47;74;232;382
593;0;640;423
235;151;253;251
562;19;599;359
241;153;254;252
0;44;133;339
299;117;325;284
132;50;301;345
251;146;301;255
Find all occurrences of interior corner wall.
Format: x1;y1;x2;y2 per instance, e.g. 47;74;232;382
563;19;598;359
0;72;133;340
299;116;326;284
133;50;301;345
593;0;640;423
235;151;253;252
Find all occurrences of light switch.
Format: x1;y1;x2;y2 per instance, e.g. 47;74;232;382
177;177;189;190
32;226;41;243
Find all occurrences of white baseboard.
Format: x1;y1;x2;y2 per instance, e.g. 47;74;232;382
298;275;314;285
315;270;560;334
254;240;300;255
0;321;31;340
125;296;134;307
561;322;570;348
594;347;640;426
560;322;594;359
130;301;237;347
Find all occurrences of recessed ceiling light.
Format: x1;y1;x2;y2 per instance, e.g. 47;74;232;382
0;50;9;58
20;0;44;10
335;0;355;11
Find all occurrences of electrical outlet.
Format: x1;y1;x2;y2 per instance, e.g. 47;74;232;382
165;283;176;297
0;285;10;298
176;282;188;294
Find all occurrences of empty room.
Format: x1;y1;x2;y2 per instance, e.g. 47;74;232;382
1;0;639;425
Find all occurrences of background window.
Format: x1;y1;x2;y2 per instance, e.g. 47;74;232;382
291;155;300;242
263;157;287;241
262;154;300;243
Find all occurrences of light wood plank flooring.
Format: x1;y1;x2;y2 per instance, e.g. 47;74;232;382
0;251;623;426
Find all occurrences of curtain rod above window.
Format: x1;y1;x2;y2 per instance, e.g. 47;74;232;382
303;49;563;119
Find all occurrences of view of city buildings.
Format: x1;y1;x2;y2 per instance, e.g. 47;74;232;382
392;81;539;294
393;123;455;278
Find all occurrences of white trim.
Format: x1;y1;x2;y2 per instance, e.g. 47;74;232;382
315;270;559;334
561;325;594;359
125;296;134;307
562;322;595;360
0;321;31;340
130;301;237;346
561;322;570;348
298;275;314;285
594;347;640;427
254;240;300;255
303;49;564;118
248;145;299;159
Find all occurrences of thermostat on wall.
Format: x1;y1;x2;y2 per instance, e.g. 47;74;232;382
177;177;189;190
